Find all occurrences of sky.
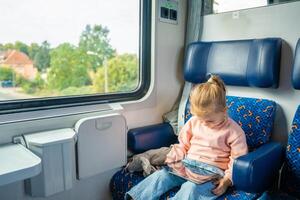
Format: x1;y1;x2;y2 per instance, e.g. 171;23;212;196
0;0;270;54
0;0;139;54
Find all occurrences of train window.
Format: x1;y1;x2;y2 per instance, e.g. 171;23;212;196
203;0;299;15
213;0;267;13
0;0;151;113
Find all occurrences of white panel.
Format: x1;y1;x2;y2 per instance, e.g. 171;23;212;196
43;145;65;195
75;113;127;179
25;129;76;197
0;144;41;187
24;128;76;147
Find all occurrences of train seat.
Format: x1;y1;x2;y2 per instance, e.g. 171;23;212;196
262;39;300;200
110;38;284;200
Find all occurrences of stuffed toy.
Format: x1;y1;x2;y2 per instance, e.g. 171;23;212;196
125;147;171;176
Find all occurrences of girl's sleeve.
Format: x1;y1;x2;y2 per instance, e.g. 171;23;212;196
165;119;193;163
224;131;248;184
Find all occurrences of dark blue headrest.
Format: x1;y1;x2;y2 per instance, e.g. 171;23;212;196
292;39;300;89
184;38;282;88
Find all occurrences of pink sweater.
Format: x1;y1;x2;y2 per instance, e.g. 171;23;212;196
165;116;248;183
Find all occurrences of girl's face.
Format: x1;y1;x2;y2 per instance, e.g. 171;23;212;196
197;111;227;128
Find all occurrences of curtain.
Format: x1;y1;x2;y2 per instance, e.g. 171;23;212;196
163;0;203;135
185;0;203;45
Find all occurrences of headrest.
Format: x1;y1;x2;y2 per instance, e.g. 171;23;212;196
184;38;282;88
292;39;300;89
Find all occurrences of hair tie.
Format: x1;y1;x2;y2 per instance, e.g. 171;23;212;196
206;73;213;82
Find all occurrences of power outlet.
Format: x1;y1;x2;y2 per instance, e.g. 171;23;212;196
159;0;178;25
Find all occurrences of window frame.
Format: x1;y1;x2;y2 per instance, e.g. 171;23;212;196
0;0;151;115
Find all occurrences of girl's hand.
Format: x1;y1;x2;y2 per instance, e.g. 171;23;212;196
211;177;232;196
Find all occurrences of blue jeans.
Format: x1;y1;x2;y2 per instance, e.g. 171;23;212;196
126;159;224;200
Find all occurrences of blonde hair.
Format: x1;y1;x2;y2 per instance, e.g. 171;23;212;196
190;75;227;117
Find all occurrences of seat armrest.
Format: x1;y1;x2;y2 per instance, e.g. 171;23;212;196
233;141;284;193
128;123;178;154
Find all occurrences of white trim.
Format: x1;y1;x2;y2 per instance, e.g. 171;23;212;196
177;82;192;134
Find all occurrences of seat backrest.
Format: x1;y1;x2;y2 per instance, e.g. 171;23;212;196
282;38;300;198
184;38;282;88
282;106;300;198
177;38;281;148
184;96;276;150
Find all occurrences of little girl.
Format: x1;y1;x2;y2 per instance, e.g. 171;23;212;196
126;75;248;200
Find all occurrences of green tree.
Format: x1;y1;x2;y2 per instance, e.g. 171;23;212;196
0;66;14;81
34;41;51;72
47;43;91;90
14;41;29;55
79;24;115;71
19;73;45;94
0;44;5;51
28;43;40;60
3;43;14;50
93;54;138;93
0;42;39;58
93;67;105;93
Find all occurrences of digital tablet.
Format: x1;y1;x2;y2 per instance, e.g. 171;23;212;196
167;160;222;184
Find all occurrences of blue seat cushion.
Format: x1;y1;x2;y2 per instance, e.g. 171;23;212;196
260;192;299;200
282;106;300;198
127;123;177;154
110;168;260;200
185;96;276;150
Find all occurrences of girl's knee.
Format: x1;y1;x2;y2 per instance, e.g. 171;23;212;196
145;168;170;181
181;181;198;190
180;181;215;194
155;168;169;177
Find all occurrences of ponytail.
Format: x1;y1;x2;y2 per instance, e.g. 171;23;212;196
190;74;227;116
207;74;226;92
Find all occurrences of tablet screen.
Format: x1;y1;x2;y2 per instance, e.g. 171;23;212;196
167;160;222;184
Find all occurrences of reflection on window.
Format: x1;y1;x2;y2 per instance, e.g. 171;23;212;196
0;0;139;101
213;0;268;13
203;0;271;14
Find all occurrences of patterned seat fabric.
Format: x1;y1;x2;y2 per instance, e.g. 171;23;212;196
281;106;300;198
110;169;260;200
110;96;276;199
185;96;276;150
110;169;145;200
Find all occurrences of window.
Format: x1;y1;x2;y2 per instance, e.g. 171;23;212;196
0;0;151;113
213;0;267;13
203;0;299;15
